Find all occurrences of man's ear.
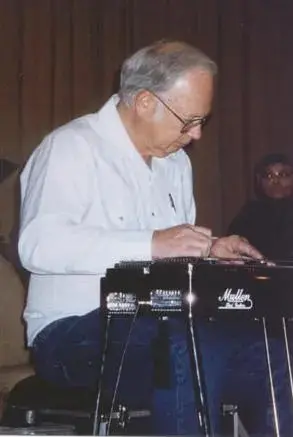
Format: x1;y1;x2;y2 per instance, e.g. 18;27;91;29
134;90;157;120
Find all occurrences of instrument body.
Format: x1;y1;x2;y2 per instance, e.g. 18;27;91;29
101;257;293;318
101;257;293;436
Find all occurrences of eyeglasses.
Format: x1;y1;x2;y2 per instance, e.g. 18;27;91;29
261;171;293;181
149;91;210;134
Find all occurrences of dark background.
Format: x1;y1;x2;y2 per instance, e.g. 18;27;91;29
1;0;292;235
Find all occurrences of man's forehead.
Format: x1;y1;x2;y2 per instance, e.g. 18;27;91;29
170;69;214;116
267;162;292;170
172;68;213;89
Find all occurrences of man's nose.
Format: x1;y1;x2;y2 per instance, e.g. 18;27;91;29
271;177;281;184
187;125;202;141
270;174;281;183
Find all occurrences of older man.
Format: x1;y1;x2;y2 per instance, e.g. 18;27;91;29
19;40;261;434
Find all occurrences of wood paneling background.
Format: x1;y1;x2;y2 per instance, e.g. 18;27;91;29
0;0;292;235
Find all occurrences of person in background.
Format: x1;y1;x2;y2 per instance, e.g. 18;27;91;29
227;152;293;260
18;40;264;435
225;152;293;436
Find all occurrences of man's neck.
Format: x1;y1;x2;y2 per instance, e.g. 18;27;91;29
117;101;152;165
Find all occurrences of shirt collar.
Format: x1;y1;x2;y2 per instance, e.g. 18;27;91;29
91;95;139;158
90;94;178;172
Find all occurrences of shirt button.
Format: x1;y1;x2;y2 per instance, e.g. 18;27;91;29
152;212;155;216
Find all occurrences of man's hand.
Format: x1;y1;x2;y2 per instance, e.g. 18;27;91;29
210;235;263;260
152;224;212;259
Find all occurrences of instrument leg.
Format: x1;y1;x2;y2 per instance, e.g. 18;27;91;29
222;404;251;437
186;263;211;437
282;318;293;404
93;314;112;435
187;317;211;437
262;317;280;437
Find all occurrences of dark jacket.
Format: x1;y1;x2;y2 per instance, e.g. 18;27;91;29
227;198;293;260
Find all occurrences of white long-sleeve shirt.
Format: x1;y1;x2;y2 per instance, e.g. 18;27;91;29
19;95;196;345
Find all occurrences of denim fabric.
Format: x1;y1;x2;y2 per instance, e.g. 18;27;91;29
32;311;293;436
222;322;293;437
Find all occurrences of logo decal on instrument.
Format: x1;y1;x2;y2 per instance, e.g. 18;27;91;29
218;288;253;310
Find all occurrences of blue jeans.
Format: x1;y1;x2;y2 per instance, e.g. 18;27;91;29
32;310;293;435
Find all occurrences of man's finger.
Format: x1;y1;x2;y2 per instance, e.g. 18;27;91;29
239;241;263;259
188;225;212;238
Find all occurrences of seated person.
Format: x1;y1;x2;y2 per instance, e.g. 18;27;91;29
227;153;293;259
226;153;293;436
18;40;280;436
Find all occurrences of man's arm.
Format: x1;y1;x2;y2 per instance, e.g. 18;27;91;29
18;131;153;275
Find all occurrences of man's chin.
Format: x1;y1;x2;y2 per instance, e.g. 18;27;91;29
181;138;193;148
168;138;192;152
153;139;192;158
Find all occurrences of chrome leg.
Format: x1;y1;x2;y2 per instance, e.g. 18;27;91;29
262;317;280;437
187;263;211;437
282;317;293;403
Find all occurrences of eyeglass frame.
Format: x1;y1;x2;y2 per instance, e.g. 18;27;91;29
261;170;293;181
147;90;210;134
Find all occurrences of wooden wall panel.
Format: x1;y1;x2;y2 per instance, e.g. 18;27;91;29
264;1;293;159
165;0;200;43
132;0;169;49
72;0;99;116
217;0;247;232
51;0;73;128
93;0;133;103
189;0;222;234
0;0;21;164
21;0;53;158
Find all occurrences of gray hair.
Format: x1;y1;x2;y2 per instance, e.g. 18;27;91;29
119;39;217;106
